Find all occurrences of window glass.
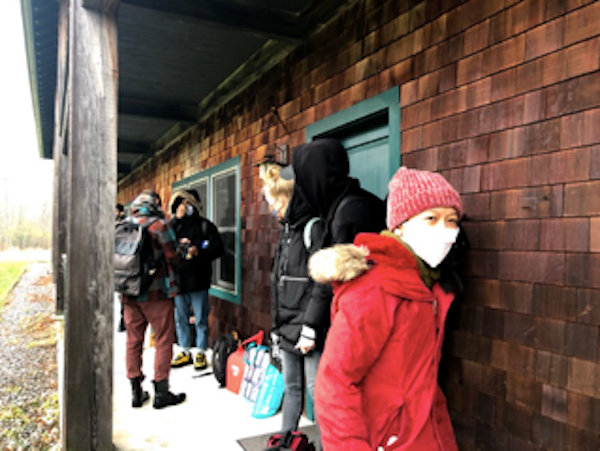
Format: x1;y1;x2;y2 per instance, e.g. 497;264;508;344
212;170;236;291
190;179;208;215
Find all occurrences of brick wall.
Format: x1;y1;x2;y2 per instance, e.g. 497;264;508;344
118;0;600;447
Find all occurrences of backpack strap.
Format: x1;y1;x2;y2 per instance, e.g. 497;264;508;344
303;217;322;250
143;217;158;230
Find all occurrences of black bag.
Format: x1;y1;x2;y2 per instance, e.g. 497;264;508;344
213;331;239;387
264;431;315;451
114;218;158;296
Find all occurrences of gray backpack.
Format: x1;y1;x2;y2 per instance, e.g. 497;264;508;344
114;218;158;296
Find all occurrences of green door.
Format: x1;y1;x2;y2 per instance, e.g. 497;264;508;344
305;88;401;201
338;118;390;199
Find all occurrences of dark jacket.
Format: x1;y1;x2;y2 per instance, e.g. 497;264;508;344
168;190;224;293
291;138;387;331
123;209;182;303
271;188;324;354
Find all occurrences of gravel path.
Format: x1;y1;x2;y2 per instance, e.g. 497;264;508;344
0;263;59;450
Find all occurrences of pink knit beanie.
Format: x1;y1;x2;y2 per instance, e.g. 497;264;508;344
387;166;463;230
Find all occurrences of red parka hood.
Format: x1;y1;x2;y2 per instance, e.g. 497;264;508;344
309;232;433;301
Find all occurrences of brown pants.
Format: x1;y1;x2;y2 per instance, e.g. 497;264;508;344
123;299;175;382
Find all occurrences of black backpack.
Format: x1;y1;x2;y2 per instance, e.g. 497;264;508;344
213;331;239;387
114;218;158;296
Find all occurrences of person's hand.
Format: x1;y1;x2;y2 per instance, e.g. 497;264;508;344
295;336;315;354
295;325;316;354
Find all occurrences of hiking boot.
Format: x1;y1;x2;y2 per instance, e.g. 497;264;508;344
194;352;208;371
130;377;149;408
153;380;186;409
171;351;192;368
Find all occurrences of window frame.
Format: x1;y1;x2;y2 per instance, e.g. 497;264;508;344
305;87;401;179
172;156;242;304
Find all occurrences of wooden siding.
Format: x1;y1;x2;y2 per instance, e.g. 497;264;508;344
118;0;600;448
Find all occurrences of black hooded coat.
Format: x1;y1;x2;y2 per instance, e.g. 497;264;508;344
291;138;387;331
271;188;325;354
168;190;224;293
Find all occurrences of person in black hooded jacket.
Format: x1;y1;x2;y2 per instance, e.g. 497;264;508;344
281;138;387;356
167;189;224;371
260;163;324;441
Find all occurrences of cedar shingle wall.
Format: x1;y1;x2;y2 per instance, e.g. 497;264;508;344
118;0;600;447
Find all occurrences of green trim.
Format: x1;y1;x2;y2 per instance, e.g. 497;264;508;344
306;87;401;176
173;156;242;305
209;286;239;304
20;0;45;158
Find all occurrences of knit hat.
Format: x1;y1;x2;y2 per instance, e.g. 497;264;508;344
132;190;164;218
168;189;203;215
387;167;463;230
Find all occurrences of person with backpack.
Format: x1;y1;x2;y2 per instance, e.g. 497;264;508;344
309;167;463;450
115;202;127;333
282;138;386;356
119;189;187;409
259;163;325;442
115;202;126;222
168;189;224;371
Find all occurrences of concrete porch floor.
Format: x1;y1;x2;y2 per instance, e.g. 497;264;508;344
112;298;313;450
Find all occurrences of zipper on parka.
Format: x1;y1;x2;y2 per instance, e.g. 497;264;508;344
278;275;310;287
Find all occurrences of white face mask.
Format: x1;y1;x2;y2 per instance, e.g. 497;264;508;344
185;204;194;216
397;220;459;268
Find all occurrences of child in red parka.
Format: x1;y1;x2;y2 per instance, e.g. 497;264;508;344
309;167;462;451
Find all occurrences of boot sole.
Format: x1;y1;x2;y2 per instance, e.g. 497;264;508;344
153;395;186;409
153;400;185;409
132;394;150;408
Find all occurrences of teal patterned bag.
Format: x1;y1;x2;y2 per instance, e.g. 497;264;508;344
252;363;284;419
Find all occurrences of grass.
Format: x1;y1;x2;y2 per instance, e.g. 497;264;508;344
0;261;28;306
24;313;58;349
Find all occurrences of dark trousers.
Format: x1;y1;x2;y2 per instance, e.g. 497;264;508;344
123;299;175;382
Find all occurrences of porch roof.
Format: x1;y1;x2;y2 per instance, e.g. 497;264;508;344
21;0;353;179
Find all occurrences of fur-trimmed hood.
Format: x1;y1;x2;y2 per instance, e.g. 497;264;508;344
308;244;371;284
309;232;433;299
168;189;203;216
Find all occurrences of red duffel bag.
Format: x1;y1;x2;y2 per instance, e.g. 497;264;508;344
226;330;264;394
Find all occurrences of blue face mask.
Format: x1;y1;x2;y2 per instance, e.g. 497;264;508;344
185;204;194;216
272;209;278;218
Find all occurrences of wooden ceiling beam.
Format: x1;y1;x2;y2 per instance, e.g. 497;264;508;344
82;0;120;13
119;97;197;123
117;139;154;155
120;0;304;43
117;162;131;174
298;0;358;36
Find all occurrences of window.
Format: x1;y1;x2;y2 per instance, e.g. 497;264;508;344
172;157;241;304
212;171;236;291
306;87;401;199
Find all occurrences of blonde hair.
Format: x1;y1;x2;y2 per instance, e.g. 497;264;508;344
259;163;294;203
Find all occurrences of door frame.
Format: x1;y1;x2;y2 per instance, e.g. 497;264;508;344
305;87;401;180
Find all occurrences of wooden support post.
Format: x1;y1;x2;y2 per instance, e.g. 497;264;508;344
62;0;119;448
52;128;69;314
52;0;69;314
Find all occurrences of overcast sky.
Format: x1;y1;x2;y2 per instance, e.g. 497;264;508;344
0;1;53;212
